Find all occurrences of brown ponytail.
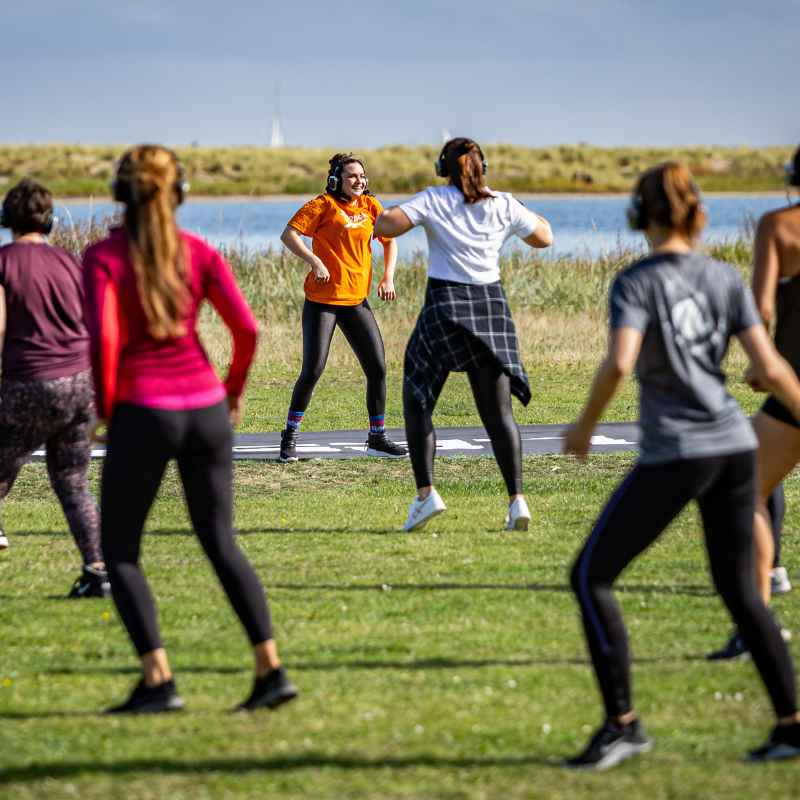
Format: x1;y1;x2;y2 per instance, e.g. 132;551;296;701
440;138;492;204
114;145;189;339
635;161;707;240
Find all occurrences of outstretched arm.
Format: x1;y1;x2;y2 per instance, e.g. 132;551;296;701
375;207;414;238
739;323;800;420
752;214;780;325
563;326;643;460
522;215;553;248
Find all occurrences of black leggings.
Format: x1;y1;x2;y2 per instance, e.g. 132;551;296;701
570;451;796;720
289;300;387;416
101;402;272;656
768;484;784;567
404;362;522;495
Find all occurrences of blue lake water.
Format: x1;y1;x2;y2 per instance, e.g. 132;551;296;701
6;194;793;258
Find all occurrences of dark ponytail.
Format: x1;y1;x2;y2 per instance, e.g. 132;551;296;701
440;138;491;204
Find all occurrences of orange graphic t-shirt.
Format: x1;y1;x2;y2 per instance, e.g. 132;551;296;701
287;193;388;306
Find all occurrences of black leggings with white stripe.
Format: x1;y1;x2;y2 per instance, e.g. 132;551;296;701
101;401;272;656
570;451;797;720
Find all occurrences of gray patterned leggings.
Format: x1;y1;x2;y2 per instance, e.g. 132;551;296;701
0;370;102;564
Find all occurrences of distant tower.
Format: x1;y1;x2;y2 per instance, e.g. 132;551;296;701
270;82;285;148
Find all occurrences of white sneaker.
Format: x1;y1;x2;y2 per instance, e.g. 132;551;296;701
0;533;8;550
504;497;531;531
403;488;446;532
771;566;792;595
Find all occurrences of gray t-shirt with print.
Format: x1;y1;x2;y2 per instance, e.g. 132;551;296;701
610;251;760;464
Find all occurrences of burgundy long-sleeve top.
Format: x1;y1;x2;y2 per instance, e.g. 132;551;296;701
82;227;258;420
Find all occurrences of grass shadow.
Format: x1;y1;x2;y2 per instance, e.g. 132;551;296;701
0;752;558;783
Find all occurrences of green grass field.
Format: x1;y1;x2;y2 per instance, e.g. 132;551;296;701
2;224;798;797
1;452;798;799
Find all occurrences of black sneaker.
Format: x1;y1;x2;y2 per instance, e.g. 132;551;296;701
565;718;652;770
106;678;184;714
237;666;298;711
748;723;800;762
365;431;408;458
68;565;111;599
279;428;299;462
707;630;749;661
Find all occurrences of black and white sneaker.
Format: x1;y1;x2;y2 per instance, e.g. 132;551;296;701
748;722;800;762
365;431;407;458
68;565;111;599
0;530;8;550
237;666;298;711
565;718;652;770
279;428;299;462
106;678;184;714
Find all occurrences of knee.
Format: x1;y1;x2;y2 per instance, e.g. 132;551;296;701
299;363;325;386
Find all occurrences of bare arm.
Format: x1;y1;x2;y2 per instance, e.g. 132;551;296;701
752;215;780;325
563;326;643;460
375;207;414;238
738;324;800;419
377;238;398;301
522;215;553;249
280;225;330;283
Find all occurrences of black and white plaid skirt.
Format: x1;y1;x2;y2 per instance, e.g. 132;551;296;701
404;278;531;412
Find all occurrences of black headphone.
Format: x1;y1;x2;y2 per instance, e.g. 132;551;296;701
327;161;368;194
0;204;55;234
112;150;189;206
626;192;647;231
786;151;800;187
435;142;488;178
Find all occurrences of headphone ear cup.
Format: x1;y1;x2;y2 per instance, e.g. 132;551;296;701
435;157;448;178
327;174;339;192
42;211;54;235
627;195;646;231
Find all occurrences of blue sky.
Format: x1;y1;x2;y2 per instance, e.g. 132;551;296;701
3;1;798;147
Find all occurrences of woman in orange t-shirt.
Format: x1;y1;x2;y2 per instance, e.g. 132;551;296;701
278;153;407;461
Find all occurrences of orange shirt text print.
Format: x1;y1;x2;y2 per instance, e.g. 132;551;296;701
287;194;388;306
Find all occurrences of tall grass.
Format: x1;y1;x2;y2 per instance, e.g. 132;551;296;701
52;217;752;326
1;143;794;197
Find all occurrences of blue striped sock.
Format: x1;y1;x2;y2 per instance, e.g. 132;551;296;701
287;410;305;431
369;415;385;434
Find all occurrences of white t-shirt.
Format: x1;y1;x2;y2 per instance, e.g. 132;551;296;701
398;185;540;284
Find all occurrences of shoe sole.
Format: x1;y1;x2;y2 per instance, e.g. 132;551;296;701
747;742;800;762
107;697;185;714
365;448;408;458
238;685;298;712
403;507;446;532
0;540;8;550
566;740;652;771
278;455;299;463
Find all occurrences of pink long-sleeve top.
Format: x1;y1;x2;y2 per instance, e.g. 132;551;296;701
82;227;258;420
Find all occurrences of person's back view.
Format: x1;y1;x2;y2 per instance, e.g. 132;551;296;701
0;178;108;597
84;145;297;713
